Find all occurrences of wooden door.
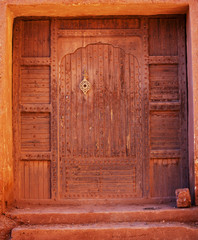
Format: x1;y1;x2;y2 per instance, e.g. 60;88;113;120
13;16;188;204
59;43;142;199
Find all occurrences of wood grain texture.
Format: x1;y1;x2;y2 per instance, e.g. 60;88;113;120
150;111;180;150
22;20;50;57
150;161;180;197
21;112;51;152
20;160;51;199
21;66;50;104
59;43;141;198
149;18;178;56
149;65;179;102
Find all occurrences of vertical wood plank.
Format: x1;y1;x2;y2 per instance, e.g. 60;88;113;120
43;161;51;199
38;161;44;199
20;162;25;199
24;161;30;199
22;20;50;57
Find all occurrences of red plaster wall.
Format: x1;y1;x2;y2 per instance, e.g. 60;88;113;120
189;2;198;205
0;3;13;213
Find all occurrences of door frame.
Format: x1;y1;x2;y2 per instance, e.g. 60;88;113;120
12;15;189;206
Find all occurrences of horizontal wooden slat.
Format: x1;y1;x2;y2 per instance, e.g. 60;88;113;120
58;18;140;29
150;149;181;158
21;57;51;65
151;158;179;165
21;152;51;160
150;111;180;150
58;29;143;37
149;65;179;102
149;56;178;64
20;104;51;112
21;65;50;104
21;112;51;152
149;102;180;111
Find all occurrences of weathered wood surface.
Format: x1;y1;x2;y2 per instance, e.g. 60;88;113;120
59;43;141;198
12;16;188;203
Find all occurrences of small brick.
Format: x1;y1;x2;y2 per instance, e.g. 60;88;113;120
175;188;191;208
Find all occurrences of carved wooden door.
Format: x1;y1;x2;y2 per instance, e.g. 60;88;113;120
59;43;142;199
13;17;188;204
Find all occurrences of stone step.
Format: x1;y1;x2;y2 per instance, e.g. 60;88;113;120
7;205;198;225
11;222;198;240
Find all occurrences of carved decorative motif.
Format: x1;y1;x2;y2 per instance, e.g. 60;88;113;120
20;104;51;112
150;150;181;158
21;153;51;160
58;29;143;37
79;71;91;95
51;19;58;199
152;158;179;165
142;17;150;195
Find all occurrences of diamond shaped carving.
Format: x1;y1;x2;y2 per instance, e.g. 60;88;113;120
79;71;91;95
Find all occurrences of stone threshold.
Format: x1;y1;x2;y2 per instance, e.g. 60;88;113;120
6;204;198;225
11;222;198;240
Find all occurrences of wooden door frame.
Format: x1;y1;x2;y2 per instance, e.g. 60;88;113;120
12;16;189;206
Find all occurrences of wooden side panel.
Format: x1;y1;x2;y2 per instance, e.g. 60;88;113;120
20;160;51;199
150;111;180;150
149;65;179;102
149;18;178;56
13;19;52;202
21;66;50;104
59;18;140;29
149;17;188;198
150;160;180;197
22;20;50;57
21;112;51;152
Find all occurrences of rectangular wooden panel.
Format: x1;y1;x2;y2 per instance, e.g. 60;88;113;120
149;18;178;56
22;20;50;57
21;66;50;104
149;65;179;102
59;18;140;29
60;44;137;159
21;112;51;152
150;111;180;150
150;160;180;197
20;160;51;199
61;159;136;198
